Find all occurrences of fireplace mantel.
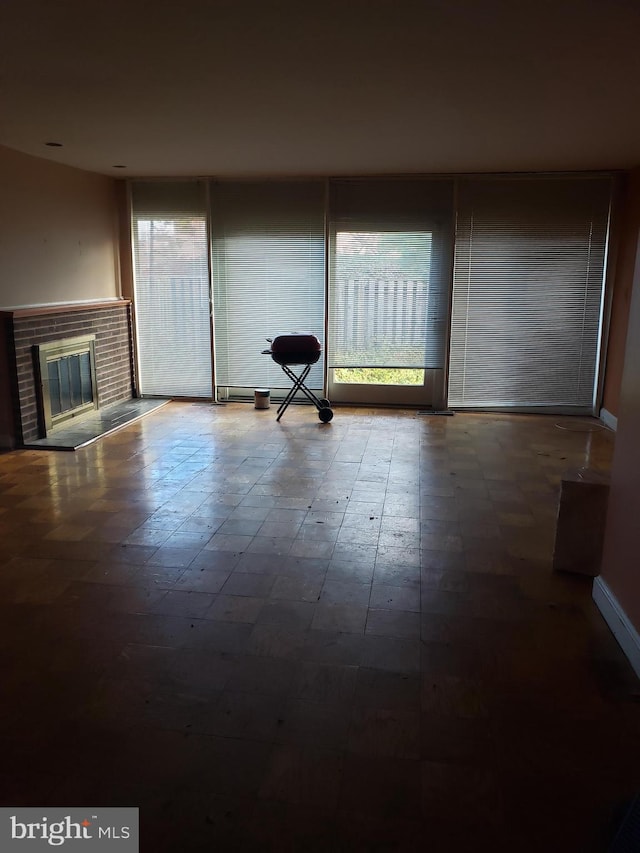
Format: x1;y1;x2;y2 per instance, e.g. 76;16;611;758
1;299;131;320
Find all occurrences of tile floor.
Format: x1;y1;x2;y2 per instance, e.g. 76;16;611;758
0;402;638;851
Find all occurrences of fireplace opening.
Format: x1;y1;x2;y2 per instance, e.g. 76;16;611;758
36;335;98;433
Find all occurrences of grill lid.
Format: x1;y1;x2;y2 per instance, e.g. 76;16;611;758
269;333;321;357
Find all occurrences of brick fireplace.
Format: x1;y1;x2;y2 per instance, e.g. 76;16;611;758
0;300;135;448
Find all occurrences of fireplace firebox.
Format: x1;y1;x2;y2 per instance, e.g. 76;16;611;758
36;335;98;432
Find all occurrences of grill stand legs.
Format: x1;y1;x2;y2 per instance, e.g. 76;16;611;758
275;363;333;423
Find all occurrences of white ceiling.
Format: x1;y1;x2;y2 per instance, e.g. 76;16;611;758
1;0;640;178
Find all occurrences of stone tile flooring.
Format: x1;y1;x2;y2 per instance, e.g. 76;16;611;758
0;402;638;851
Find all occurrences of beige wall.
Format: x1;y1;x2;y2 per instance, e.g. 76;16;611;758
602;170;640;418
0;145;120;309
115;180;133;300
600;222;640;631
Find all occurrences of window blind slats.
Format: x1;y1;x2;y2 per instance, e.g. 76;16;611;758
131;181;212;398
211;182;326;391
448;178;611;410
130;176;612;410
328;181;453;370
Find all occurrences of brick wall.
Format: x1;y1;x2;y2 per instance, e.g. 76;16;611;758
7;301;134;445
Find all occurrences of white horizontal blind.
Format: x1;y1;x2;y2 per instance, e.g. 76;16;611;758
328;180;453;369
131;182;212;397
449;178;611;410
211;182;325;391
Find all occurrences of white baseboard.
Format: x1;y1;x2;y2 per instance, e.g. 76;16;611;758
600;407;618;431
592;576;640;679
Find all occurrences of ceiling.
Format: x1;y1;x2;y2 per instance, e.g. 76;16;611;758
1;0;640;178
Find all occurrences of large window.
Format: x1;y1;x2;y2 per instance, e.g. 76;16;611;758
129;175;613;413
210;181;325;398
448;177;612;411
131;182;211;397
328;180;453;406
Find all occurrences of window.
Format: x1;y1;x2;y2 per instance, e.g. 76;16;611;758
448;177;612;411
327;180;453;406
131;182;211;397
129;175;613;413
211;181;325;397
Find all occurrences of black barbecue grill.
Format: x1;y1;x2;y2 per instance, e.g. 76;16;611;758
262;333;334;423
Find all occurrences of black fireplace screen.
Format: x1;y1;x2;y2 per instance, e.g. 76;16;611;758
47;352;94;417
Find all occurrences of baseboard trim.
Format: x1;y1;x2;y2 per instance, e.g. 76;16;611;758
600;407;618;431
593;576;640;679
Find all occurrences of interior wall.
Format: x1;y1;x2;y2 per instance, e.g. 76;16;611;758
600;223;640;632
0;145;120;309
602;168;640;418
115;180;133;300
